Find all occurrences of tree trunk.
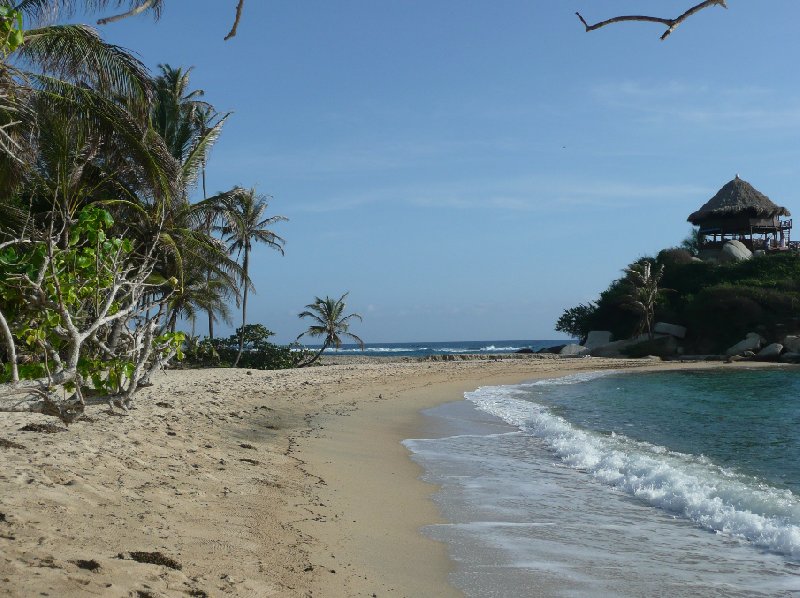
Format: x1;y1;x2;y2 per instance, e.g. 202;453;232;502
203;208;215;340
298;340;329;368
232;247;248;367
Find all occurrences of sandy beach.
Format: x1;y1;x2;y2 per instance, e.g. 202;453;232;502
0;356;780;597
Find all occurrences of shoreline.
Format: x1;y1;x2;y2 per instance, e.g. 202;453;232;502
0;357;788;596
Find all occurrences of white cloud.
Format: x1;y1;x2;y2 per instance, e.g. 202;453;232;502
591;80;800;132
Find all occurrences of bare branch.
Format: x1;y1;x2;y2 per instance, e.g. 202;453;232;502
96;0;159;25
576;0;728;40
224;0;246;40
0;309;19;383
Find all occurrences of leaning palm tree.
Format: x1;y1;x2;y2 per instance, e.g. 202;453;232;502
218;187;286;367
296;293;364;367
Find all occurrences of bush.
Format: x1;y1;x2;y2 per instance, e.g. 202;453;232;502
554;303;596;342
657;247;695;266
557;250;800;353
183;324;311;370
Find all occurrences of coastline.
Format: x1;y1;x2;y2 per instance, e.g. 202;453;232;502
0;357;786;596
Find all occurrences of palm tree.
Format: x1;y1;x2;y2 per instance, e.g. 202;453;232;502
1;10;158;198
624;260;666;339
219;187;286;367
296;293;364;367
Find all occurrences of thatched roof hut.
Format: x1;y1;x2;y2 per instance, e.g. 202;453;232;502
688;176;790;225
688;176;792;250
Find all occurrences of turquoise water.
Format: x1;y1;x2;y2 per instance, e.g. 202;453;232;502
405;367;800;597
533;369;800;493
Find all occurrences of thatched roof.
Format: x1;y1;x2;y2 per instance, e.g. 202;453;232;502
688;176;791;224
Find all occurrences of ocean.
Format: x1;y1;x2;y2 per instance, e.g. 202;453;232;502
314;339;568;357
404;368;800;597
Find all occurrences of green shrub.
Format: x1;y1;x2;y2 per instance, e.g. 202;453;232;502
557;251;800;353
183;324;310;370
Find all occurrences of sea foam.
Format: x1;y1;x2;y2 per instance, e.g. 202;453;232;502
466;380;800;559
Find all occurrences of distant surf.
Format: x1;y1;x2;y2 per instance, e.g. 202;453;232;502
308;339;568;357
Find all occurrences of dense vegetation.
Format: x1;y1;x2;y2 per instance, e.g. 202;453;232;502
556;248;800;353
0;3;360;420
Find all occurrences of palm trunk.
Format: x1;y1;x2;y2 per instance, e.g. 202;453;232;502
298;340;329;368
202;188;215;340
232;248;248;367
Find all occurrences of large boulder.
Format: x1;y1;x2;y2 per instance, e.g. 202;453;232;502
718;240;752;263
537;344;566;354
653;322;687;339
590;339;638;357
559;344;589;357
783;335;800;353
757;343;784;360
780;352;800;364
584;331;613;349
623;335;679;358
725;332;765;356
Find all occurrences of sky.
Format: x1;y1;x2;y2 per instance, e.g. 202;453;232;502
67;1;800;343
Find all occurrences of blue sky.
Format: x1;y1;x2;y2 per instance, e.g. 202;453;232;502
77;1;800;343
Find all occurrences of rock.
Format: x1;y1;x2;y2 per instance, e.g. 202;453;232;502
757;343;784;360
584;331;613;349
779;352;800;364
623;335;679;358
653;322;687;339
515;347;534;354
726;354;746;363
589;339;637;357
725;332;764;356
537;345;565;354
742;350;756;358
559;344;590;357
718;240;752;263
783;335;800;353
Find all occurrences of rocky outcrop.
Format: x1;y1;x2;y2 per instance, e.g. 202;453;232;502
783;335;800;353
536;345;566;355
719;240;752;263
757;343;784;360
725;332;764;356
584;331;612;349
653;322;687;339
625;335;679;358
780;352;800;364
559;344;590;357
589;339;638;358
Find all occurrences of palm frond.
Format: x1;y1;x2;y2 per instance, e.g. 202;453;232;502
17;24;152;104
179;112;229;192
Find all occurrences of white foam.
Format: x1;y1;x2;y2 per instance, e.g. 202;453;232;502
465;382;800;558
520;369;620;387
321;346;423;353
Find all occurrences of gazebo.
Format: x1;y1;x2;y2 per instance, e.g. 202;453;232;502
688;175;793;251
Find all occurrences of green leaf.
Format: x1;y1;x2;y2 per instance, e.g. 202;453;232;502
76;255;93;269
10;28;22;50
